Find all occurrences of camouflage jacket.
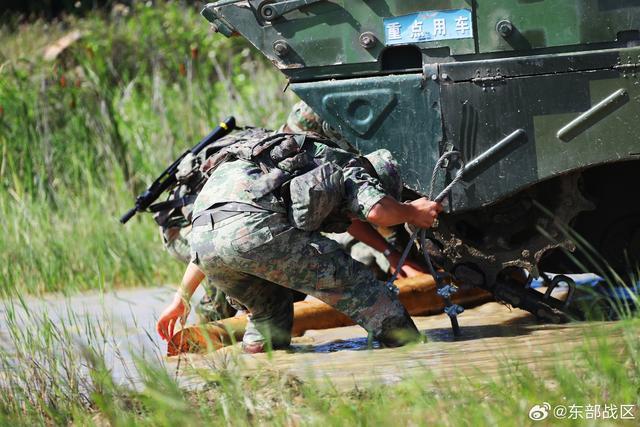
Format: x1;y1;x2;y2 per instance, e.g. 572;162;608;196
193;139;387;229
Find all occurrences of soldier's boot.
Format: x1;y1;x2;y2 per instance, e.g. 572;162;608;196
375;312;421;347
241;322;292;354
242;316;266;353
241;290;295;354
353;285;422;348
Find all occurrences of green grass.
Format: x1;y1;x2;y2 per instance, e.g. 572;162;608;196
0;2;295;294
0;295;638;426
1;4;639;426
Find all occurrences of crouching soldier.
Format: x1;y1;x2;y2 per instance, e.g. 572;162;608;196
153;152;240;321
156;128;442;352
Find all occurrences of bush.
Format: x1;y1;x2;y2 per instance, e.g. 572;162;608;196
0;2;295;294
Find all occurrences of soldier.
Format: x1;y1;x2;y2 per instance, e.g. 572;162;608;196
154;102;334;323
283;101;427;278
154;158;239;321
156;128;442;352
157;102;424;323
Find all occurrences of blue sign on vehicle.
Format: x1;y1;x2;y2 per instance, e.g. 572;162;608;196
383;9;474;46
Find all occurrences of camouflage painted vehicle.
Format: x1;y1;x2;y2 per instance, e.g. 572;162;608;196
202;0;640;321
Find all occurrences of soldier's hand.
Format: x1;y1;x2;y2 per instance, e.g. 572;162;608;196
406;198;443;229
156;293;190;341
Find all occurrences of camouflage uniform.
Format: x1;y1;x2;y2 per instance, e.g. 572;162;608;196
189;141;417;349
324;147;403;275
285;101;403;273
155;152;241;322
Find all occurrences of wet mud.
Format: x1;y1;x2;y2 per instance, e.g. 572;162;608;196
174;301;624;389
0;285;625;390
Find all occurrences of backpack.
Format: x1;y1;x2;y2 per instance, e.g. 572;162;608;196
201;129;347;231
156;128;346;232
151;129;272;229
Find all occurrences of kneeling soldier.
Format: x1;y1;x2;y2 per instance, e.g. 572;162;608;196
156;128;442;352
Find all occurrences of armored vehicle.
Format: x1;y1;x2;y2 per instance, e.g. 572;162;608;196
202;0;640;321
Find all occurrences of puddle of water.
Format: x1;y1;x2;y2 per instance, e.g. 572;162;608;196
291;337;378;353
0;286;207;386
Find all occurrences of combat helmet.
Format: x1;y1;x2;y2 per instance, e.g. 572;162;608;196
285;102;402;200
283;100;324;134
283;101;356;152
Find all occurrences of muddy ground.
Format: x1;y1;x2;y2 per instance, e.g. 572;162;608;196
0;285;623;390
172;301;622;390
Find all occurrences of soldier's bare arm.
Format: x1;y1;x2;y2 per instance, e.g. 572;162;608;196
346;219;391;253
342;159;440;229
156;262;205;341
347;219;427;277
367;196;442;229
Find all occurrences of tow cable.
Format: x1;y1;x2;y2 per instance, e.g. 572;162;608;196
386;150;466;336
386;129;529;337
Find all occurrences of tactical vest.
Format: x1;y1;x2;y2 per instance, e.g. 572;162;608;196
151;129;272;229
155;128;348;232
200;128;345;231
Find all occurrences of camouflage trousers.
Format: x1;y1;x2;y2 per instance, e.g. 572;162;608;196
190;211;415;348
162;225;238;321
